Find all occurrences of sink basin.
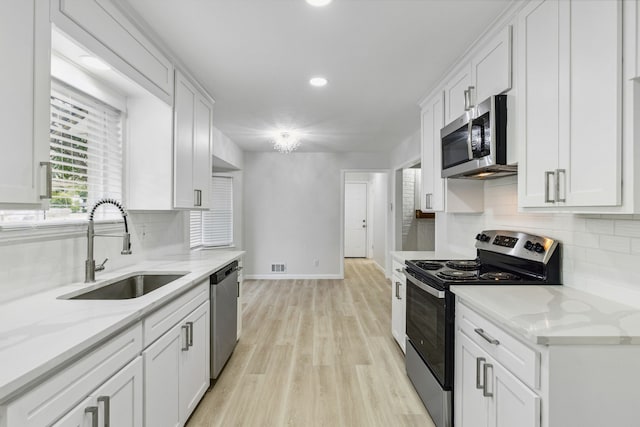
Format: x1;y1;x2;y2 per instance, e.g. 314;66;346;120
68;273;187;300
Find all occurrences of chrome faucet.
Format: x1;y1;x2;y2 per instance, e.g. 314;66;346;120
85;198;132;283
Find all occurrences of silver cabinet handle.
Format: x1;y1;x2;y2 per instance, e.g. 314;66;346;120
395;282;401;299
194;189;202;207
39;161;52;199
556;169;566;202
85;406;99;427
181;324;189;351
395;268;404;274
468;86;475;109
482;363;493;397
476;357;486;389
187;321;194;347
97;396;110;427
237;266;244;271
474;328;500;345
238;281;240;298
464;89;470;111
544;171;555;203
425;193;432;210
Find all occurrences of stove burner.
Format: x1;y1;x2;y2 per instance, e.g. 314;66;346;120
437;270;478;280
479;272;521;281
446;260;481;271
414;261;443;271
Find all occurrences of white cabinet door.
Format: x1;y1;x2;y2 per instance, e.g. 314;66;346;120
0;0;50;206
193;95;213;209
560;0;621;207
518;0;622;208
421;92;445;212
51;396;96;427
144;322;182;427
455;333;490;427
490;361;540;427
94;356;143;427
180;301;211;422
517;0;561;207
471;26;512;104
444;66;472;124
174;71;197;209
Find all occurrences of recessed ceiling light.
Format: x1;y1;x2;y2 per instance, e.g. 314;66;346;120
306;0;332;7
79;55;111;71
309;77;328;87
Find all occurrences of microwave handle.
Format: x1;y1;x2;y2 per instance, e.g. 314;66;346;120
466;120;474;160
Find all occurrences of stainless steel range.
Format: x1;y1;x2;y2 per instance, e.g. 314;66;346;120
403;230;561;427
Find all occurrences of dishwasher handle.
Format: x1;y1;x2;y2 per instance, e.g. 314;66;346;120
211;260;239;284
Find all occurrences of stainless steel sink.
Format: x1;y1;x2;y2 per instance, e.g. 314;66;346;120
67;273;186;300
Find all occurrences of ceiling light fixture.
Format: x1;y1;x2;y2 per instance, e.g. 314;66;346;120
272;130;301;154
306;0;332;7
79;55;111;71
309;77;328;87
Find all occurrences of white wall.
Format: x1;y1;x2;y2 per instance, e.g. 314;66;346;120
213;127;244;170
436;176;640;309
243;152;389;278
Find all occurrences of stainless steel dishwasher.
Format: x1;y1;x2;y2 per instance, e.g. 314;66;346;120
210;260;238;379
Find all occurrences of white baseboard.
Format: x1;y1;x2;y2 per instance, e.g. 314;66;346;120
244;273;344;280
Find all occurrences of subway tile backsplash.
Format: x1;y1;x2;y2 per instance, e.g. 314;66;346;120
437;175;640;308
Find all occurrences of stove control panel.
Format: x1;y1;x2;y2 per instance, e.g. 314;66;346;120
475;230;559;264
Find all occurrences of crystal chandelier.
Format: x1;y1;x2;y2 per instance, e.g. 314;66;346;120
272;131;300;154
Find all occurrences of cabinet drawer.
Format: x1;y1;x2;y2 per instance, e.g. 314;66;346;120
3;324;142;427
143;280;209;348
457;302;540;389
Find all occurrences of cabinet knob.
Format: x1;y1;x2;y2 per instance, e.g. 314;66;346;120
85;406;99;427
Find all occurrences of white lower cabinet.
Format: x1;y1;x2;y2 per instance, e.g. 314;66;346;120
390;259;406;353
1;325;143;427
53;357;143;427
144;300;210;427
456;332;539;427
456;299;640;427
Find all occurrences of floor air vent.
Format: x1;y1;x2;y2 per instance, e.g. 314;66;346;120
271;263;286;273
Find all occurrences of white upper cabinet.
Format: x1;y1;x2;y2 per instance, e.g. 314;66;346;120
444;26;512;126
174;71;213;210
471;26;512;106
421;92;445;212
444;67;472;124
51;0;174;103
518;0;622;209
0;0;51;207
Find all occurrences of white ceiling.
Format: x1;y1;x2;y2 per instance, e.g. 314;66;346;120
122;0;511;153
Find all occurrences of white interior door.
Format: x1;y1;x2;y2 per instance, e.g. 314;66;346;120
345;182;367;258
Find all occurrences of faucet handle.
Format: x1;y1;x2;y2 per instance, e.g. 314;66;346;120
96;258;108;272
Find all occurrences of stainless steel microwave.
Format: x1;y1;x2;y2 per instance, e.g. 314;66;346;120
440;95;516;179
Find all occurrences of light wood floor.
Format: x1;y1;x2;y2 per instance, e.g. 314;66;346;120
187;259;435;427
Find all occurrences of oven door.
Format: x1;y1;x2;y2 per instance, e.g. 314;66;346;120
405;273;454;389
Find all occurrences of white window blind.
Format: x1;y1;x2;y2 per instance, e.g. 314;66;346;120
190;176;233;248
49;82;123;217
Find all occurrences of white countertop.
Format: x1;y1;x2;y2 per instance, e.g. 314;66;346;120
0;249;244;403
390;250;469;263
451;285;640;346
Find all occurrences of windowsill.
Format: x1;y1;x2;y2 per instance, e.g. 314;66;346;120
191;245;236;251
0;219;125;245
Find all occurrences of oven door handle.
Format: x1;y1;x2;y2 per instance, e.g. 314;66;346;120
405;273;445;299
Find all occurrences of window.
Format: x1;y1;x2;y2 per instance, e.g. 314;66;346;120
0;81;123;224
190;176;233;248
